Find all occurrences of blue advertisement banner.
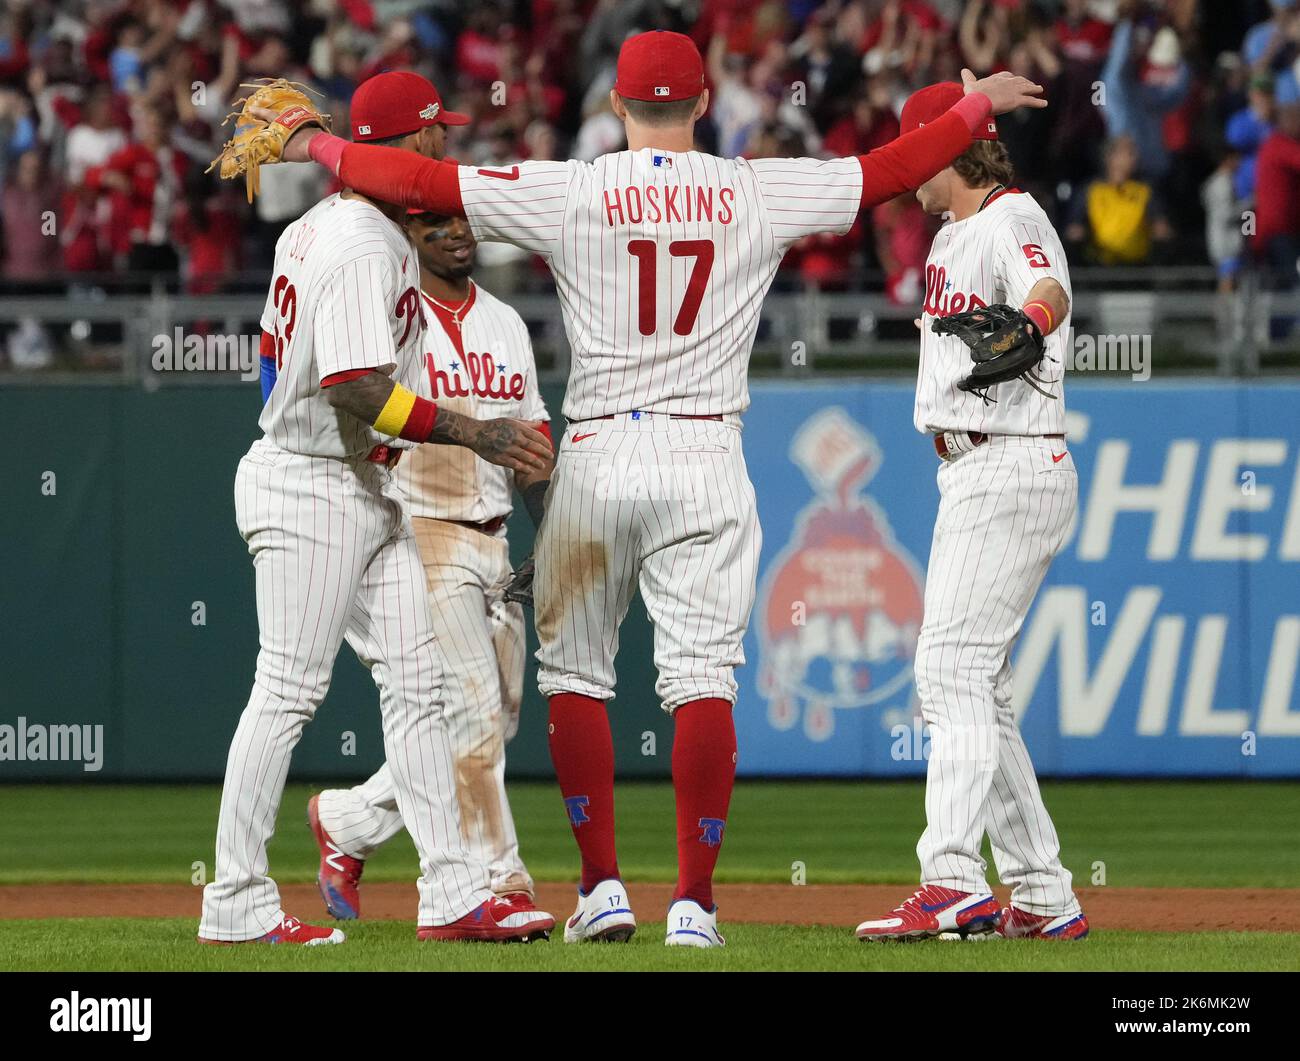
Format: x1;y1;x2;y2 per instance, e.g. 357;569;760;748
737;381;1300;777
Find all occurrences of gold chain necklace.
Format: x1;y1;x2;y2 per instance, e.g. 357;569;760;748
424;281;475;329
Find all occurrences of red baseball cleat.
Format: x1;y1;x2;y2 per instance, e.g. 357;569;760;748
198;915;345;946
997;906;1090;940
307;794;364;920
855;884;1000;942
418;897;556;943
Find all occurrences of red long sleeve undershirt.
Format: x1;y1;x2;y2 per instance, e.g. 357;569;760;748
310;93;990;220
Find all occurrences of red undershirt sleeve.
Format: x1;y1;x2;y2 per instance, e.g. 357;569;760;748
311;134;465;215
856;94;992;210
320;368;375;387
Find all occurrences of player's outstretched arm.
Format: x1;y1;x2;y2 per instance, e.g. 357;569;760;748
322;369;551;473
250;109;467;217
855;70;1046;211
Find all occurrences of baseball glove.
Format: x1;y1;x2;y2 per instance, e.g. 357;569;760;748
206;79;329;202
931;303;1057;401
503;554;536;608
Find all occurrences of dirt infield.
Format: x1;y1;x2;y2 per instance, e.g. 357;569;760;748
4;882;1297;932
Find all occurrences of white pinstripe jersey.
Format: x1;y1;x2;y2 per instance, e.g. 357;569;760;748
458;150;863;419
258;194;428;458
396;284;550;524
915;190;1070;436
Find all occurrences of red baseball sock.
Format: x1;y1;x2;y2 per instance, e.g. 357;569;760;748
671;697;737;909
548;693;619;892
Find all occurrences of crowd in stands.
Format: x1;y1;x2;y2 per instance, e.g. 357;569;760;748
0;0;1297;315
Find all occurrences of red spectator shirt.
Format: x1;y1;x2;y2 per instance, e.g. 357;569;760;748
1056;18;1112;63
823;111;901;158
861;1;943;53
1254;130;1300;246
85;143;187;254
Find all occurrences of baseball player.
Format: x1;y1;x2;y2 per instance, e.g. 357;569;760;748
253;32;1047;948
198;71;555;946
305;207;553;919
854;82;1088;943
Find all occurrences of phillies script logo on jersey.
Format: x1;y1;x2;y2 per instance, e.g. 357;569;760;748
428;350;526;402
758;409;924;743
395;286;423;348
923;263;989;319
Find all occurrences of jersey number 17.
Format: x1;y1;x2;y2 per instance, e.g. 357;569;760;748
627;239;715;336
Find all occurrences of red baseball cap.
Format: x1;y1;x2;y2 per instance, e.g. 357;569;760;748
901;82;999;141
351;71;468;142
615;30;705;103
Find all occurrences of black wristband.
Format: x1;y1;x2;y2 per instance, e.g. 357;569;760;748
521;479;549;528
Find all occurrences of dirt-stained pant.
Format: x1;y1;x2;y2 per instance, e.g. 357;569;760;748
534;413;762;714
315;517;532;896
199;441;494;941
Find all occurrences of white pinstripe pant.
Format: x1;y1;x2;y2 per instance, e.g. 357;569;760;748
535;414;761;713
914;435;1081;917
199;440;493;940
315;517;533;896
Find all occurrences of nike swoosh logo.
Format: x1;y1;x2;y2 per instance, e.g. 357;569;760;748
1052;451;1068;463
572;432;598;443
478;165;520;181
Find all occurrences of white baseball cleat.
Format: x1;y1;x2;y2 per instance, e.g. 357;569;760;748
563;878;637;943
664;899;725;948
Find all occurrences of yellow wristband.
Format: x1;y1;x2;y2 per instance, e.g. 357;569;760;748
374;382;417;437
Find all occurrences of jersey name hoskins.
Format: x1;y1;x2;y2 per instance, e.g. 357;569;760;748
603;183;736;228
923;262;988;319
428;350;525;401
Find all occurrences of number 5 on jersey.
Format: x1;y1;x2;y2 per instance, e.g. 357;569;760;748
627;239;715;336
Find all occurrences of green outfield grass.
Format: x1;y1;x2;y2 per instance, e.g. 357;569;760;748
1;779;1298;888
2;918;1297;973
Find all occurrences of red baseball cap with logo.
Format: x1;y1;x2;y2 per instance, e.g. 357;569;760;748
901;82;999;141
615;30;705;102
351;70;469;142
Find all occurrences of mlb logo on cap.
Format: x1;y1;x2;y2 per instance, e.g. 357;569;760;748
350;70;469;141
615;30;705;103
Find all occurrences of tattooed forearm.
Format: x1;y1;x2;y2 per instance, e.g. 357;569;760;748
323;371;397;422
428;408;476;446
428;411;553;473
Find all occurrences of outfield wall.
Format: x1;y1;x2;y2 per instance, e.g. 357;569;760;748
1;381;1296;780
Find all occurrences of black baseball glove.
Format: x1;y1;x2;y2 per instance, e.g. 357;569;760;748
503;553;535;608
931;303;1056;401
